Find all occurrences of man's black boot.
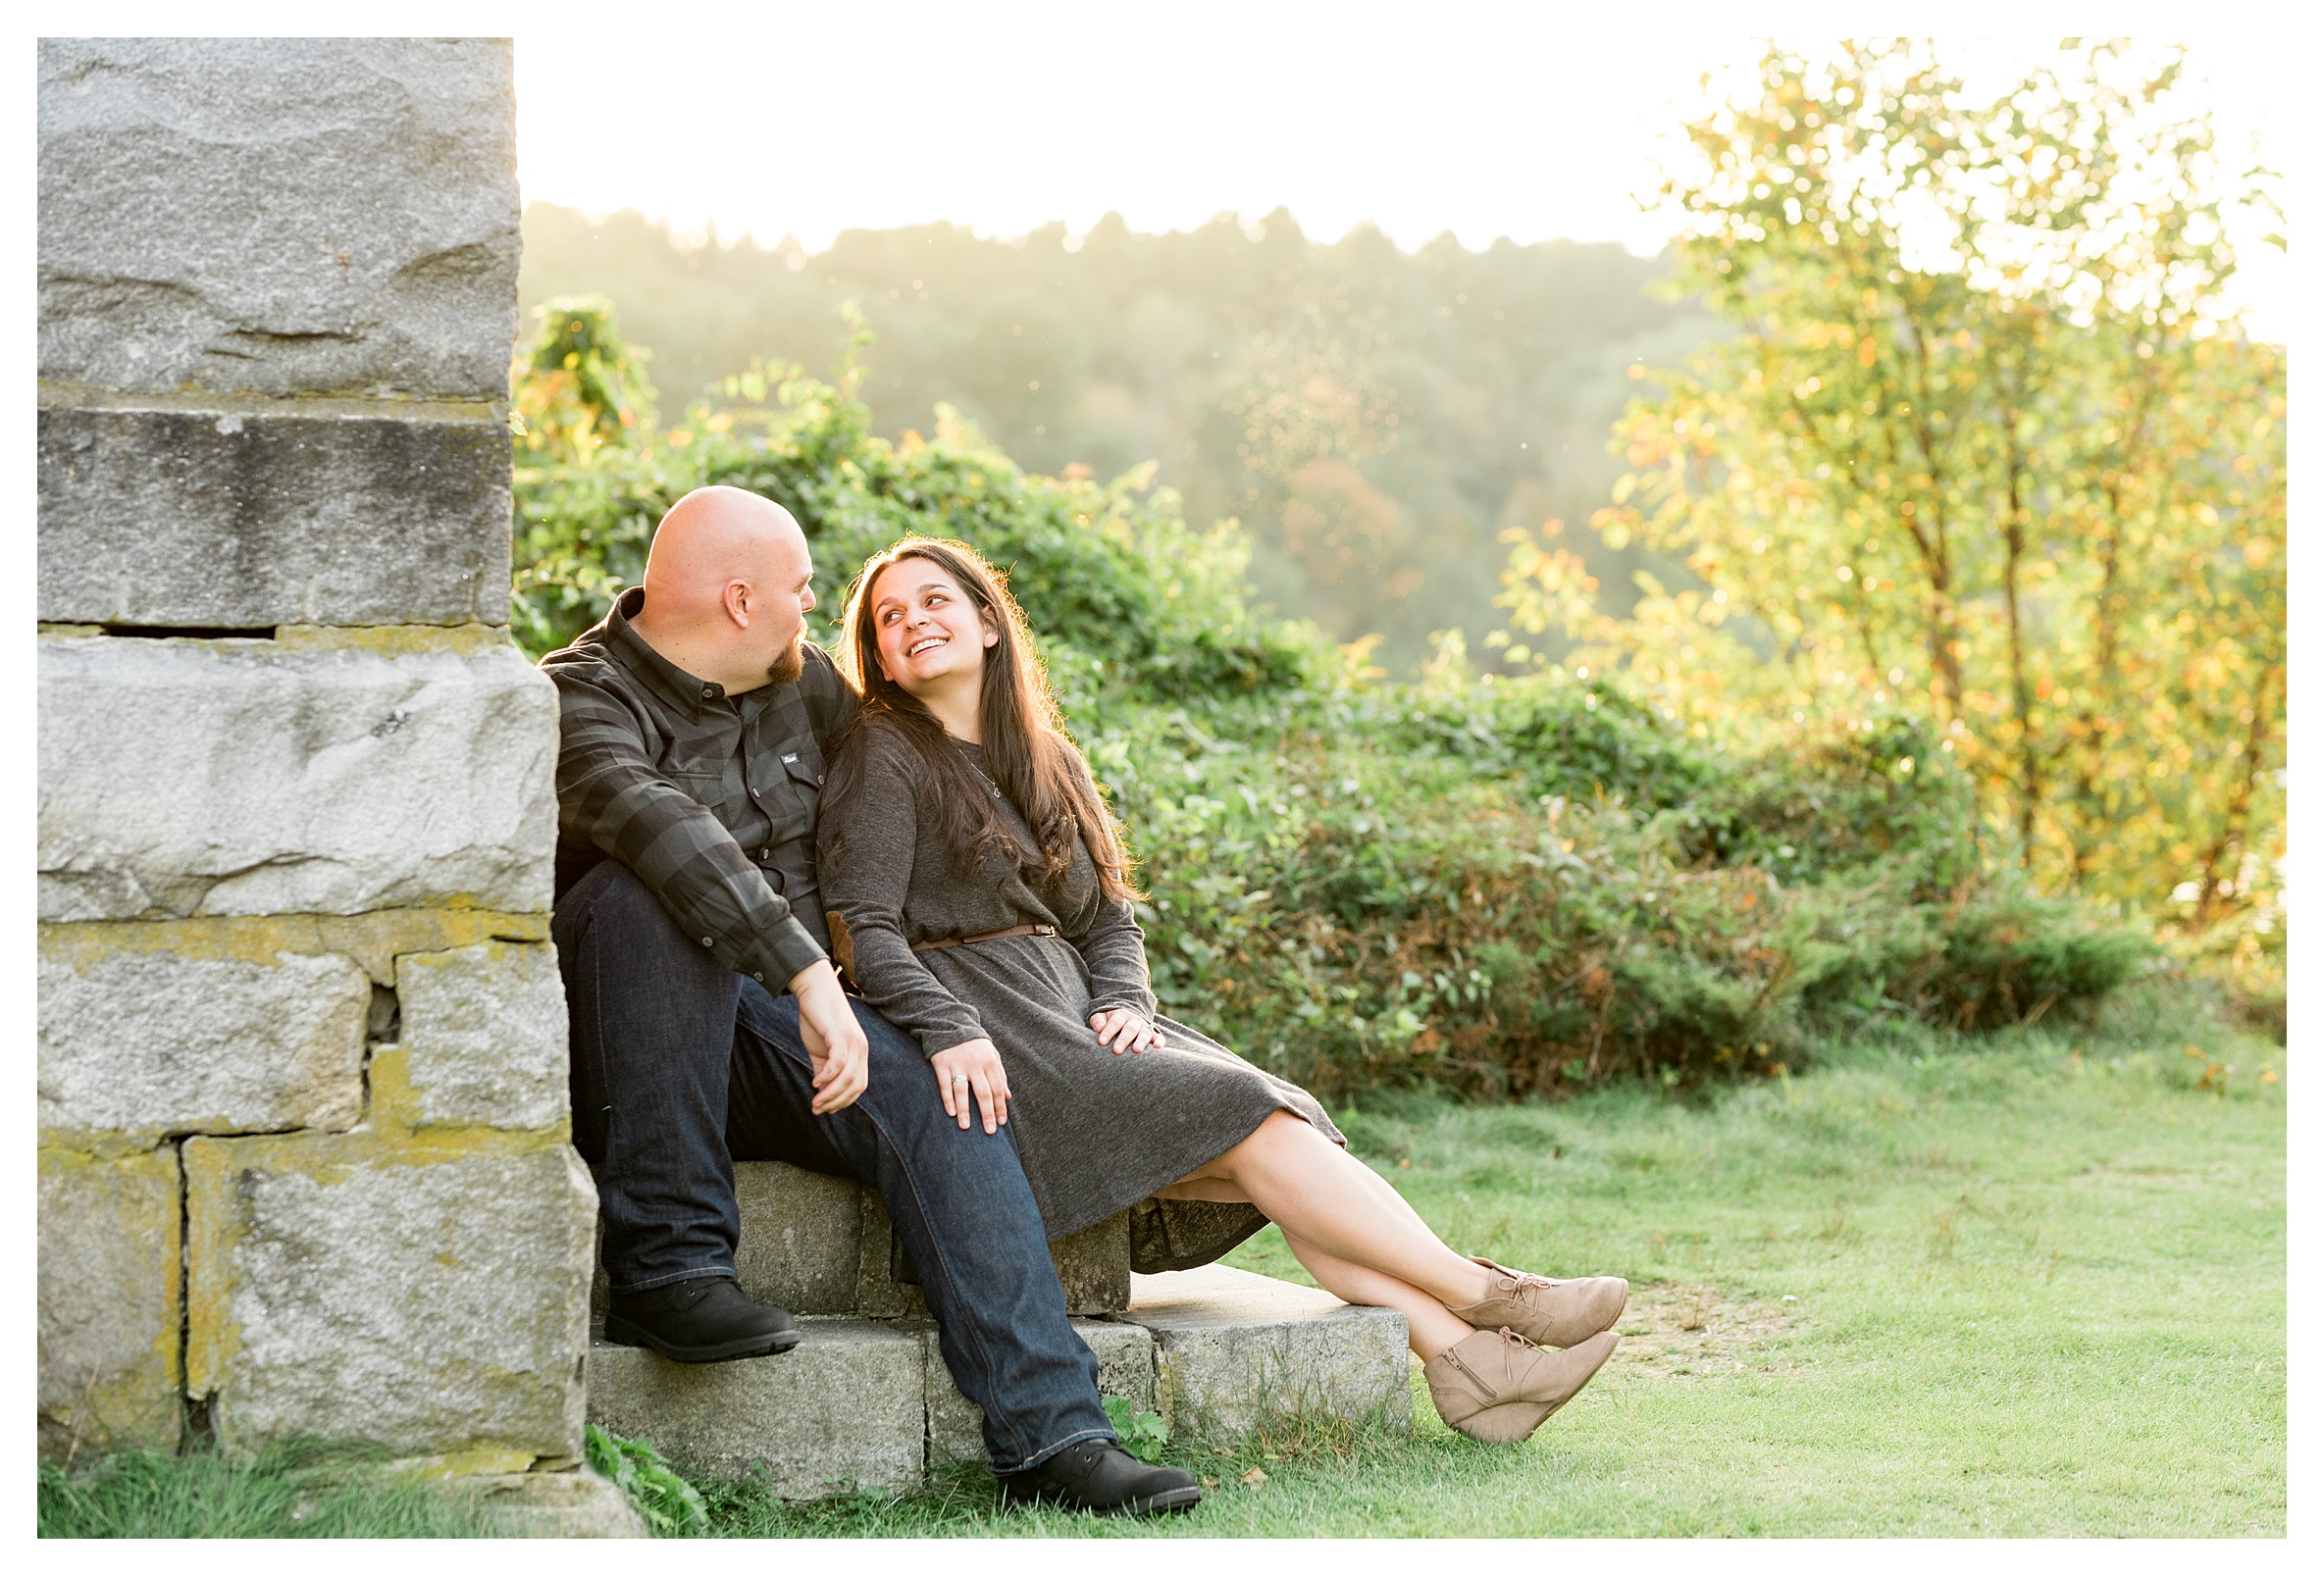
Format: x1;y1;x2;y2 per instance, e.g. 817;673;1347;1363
997;1439;1203;1517
604;1276;800;1363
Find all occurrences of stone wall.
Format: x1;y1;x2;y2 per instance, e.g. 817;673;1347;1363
37;38;595;1471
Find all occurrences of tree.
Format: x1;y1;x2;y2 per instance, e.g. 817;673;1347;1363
512;295;656;464
1500;40;2285;934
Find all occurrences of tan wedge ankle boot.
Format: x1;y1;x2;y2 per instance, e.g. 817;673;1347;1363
1448;1256;1628;1349
1423;1326;1620;1445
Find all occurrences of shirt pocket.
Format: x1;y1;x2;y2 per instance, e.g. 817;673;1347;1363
756;746;825;848
667;766;736;818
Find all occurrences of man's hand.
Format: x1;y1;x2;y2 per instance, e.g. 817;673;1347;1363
929;1039;1010;1134
791;959;869;1115
1090;1006;1162;1054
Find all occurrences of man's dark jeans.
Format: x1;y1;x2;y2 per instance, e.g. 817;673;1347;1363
554;858;1113;1472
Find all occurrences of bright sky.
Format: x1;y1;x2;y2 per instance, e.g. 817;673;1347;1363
512;8;2292;339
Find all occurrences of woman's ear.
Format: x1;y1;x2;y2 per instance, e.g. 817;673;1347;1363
980;610;1002;649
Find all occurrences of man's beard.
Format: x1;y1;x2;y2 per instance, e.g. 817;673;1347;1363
765;626;807;685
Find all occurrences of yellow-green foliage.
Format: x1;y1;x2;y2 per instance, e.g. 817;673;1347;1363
1502;42;2283;978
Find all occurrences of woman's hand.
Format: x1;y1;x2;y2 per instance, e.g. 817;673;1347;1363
1090;1007;1162;1054
930;1039;1010;1133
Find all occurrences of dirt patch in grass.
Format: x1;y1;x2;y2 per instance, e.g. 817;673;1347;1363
1608;1281;1799;1377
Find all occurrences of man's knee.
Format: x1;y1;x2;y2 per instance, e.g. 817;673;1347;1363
846;1014;1031;1172
734;989;932;1111
558;858;666;940
557;860;716;982
852;1008;971;1128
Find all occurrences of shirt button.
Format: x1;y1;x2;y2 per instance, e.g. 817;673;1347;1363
700;937;714;947
700;685;716;699
758;848;771;860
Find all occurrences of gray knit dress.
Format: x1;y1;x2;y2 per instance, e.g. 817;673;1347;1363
816;720;1342;1273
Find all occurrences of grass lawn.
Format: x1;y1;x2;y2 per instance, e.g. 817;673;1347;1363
39;983;2283;1539
35;1444;497;1538
712;981;2287;1537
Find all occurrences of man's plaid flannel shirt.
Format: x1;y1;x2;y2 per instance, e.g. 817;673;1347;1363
540;587;856;991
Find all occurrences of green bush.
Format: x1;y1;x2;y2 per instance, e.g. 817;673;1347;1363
1095;687;2144;1096
509;334;2146;1100
1392;678;1728;813
512;365;1311;705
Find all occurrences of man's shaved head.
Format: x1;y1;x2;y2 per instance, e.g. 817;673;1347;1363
630;486;818;692
644;486;806;615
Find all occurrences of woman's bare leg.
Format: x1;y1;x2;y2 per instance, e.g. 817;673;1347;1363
1277;1231;1475;1359
1166;1110;1495;1314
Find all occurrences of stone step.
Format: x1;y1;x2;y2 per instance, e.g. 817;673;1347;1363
585;1316;1154;1497
588;1159;1131;1329
587;1318;932;1498
1127;1264;1413;1437
583;1266;1411;1498
464;1467;647;1538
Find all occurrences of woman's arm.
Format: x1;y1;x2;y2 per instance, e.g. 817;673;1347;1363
816;730;987;1057
1076;893;1159;1022
1059;749;1161;1021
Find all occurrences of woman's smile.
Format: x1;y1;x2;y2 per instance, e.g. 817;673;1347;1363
868;561;1001;724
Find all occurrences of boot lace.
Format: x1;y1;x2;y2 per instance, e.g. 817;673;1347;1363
1443;1327;1540;1402
1491;1266;1559;1301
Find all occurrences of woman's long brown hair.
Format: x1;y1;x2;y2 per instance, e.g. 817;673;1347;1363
827;536;1143;904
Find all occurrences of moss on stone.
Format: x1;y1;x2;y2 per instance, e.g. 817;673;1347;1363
39;909;549;985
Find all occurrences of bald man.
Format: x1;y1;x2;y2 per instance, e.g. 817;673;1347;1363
541;488;1199;1514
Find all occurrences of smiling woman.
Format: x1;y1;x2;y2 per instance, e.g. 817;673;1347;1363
865;555;1004;742
815;535;1634;1447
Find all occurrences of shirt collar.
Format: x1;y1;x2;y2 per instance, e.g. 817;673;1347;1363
601;586;733;718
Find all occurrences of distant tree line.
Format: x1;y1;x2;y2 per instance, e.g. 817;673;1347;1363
518;204;1716;667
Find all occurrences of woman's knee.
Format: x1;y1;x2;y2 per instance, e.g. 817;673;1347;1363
1229;1109;1317;1166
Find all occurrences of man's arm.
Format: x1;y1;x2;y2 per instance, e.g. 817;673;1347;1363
551;662;827;991
553;663;867;1109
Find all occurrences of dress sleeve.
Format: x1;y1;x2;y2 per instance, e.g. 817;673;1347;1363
1060;747;1160;1020
1076;893;1159;1021
816;728;987;1057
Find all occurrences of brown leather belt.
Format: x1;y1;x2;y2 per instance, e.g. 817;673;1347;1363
912;923;1058;952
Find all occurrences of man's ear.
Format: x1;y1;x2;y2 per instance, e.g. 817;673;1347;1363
724;580;752;629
